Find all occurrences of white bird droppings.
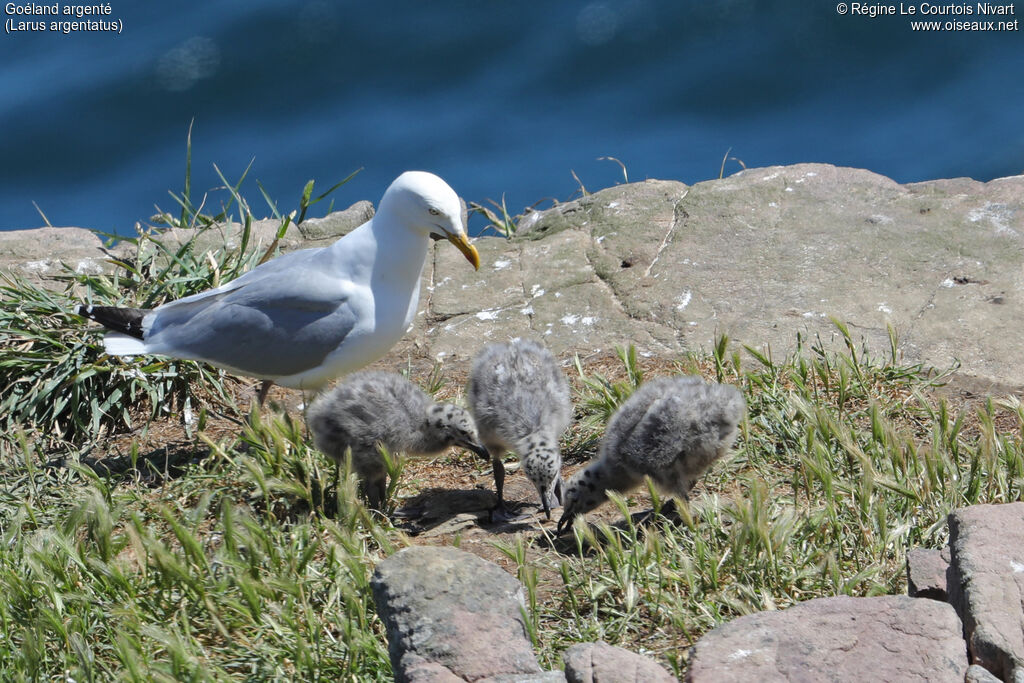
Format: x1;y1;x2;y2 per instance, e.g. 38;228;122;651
676;290;693;311
493;259;512;270
967;202;1018;236
476;310;499;321
1011;560;1024;573
877;303;892;314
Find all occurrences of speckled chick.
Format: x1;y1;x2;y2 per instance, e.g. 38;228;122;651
467;339;572;521
557;376;745;534
308;370;487;509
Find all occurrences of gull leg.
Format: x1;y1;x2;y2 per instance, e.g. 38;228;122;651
364;472;387;511
257;380;274;408
491;456;506;520
488;455;529;523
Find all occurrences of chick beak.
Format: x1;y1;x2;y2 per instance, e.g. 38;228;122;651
446;232;481;270
462;442;490;462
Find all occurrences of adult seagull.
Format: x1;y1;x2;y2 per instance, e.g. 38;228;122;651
77;171;480;403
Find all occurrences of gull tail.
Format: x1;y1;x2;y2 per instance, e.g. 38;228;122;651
76;304;151;356
101;332;148;356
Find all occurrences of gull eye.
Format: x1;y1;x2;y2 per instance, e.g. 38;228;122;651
428;207;441;216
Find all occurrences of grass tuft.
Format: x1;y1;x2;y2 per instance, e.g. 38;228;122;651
1;135;356;449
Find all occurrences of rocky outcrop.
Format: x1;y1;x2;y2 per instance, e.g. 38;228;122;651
6;165;1023;389
0;200;373;282
684;595;968;682
405;165;1024;390
947;503;1024;682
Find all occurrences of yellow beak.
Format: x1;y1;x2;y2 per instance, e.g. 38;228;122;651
446;232;481;270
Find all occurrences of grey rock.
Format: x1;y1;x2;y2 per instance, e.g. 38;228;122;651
402;657;465;683
371;545;543;683
296;200;374;242
685;594;968;683
418;512;485;538
966;663;1003;683
481;673;568;683
563;641;677;683
400;165;1024;391
0;226;114;281
132;215;308;262
947;503;1024;682
907;546;952;600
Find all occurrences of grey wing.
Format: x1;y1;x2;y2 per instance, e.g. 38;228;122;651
615;396;694;473
617;384;744;473
144;265;358;377
166;247;326;304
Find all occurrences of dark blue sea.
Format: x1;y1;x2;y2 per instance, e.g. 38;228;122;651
2;1;1022;236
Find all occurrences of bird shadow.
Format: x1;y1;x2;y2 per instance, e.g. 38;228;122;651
537;501;685;556
393;487;541;536
50;442;213;486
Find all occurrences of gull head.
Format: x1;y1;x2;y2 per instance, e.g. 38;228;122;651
381;171;480;270
426;403;489;458
556;467;606;534
519;432;564;520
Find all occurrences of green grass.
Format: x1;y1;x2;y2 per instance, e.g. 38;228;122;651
3;323;1021;679
0;413;395;681
518;330;1022;675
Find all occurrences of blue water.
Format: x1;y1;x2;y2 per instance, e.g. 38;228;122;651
1;1;1022;236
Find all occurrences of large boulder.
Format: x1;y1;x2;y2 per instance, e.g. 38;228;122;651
0;226;114;280
685;594;967;682
947;503;1024;682
370;545;546;682
402;165;1024;389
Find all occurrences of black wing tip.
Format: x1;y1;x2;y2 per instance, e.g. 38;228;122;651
76;304;148;340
